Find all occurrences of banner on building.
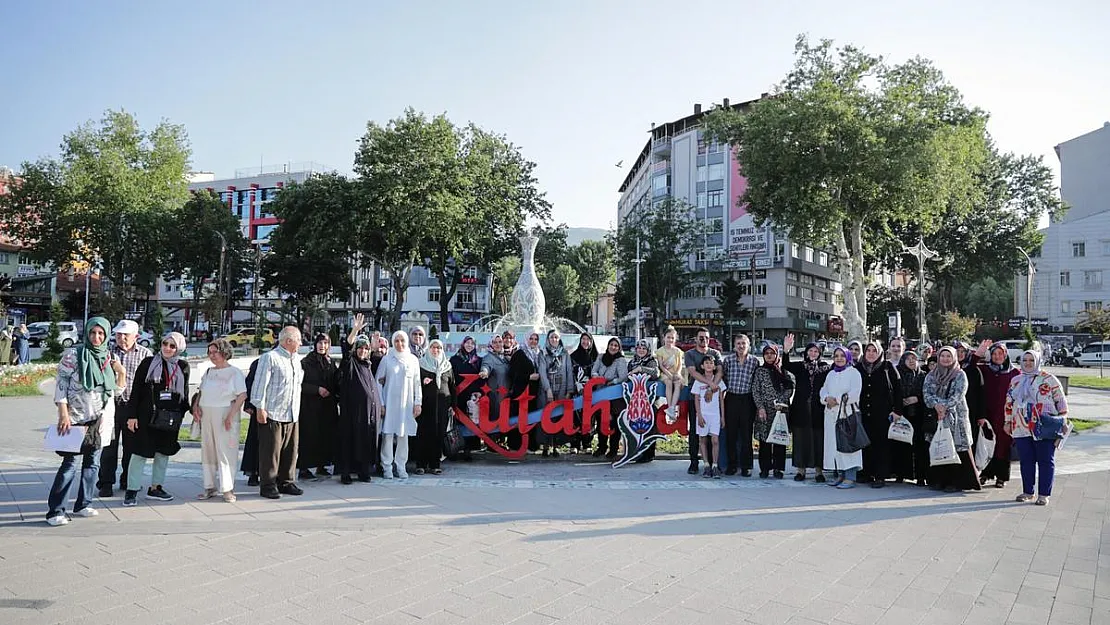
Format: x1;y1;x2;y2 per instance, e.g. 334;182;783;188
728;223;770;257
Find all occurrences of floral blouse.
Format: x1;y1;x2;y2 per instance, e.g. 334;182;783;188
1004;371;1068;439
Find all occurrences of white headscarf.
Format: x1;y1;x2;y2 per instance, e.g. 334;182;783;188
1014;349;1043;405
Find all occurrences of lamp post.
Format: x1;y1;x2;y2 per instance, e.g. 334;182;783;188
901;238;938;342
633;239;644;342
1017;248;1036;334
213;230;227;336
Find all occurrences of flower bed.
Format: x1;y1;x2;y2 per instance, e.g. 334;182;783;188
0;363;57;397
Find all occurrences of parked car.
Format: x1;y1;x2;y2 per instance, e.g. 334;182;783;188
1078;342;1110;368
108;329;154;349
999;339;1043;363
676;337;723;352
28;321;81;348
619;336;637;352
220;327;276;348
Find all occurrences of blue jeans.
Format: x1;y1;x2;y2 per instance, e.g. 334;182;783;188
47;449;101;518
1015;437;1056;496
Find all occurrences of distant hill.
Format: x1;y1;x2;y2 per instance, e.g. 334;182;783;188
566;227;609;246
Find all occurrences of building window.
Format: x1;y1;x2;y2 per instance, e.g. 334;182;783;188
706;191;723;207
254;224;277;241
814;291;827;302
1084;271;1103;287
774;242;785;262
709;285;724;298
787;270;799;282
787;284;798;297
1060;271;1071;287
697;166;707;183
680;286;706;299
708;218;723;233
818;251;829;267
831;281;842;292
804;247;814;263
791;243;800;258
1073;242;1086;257
652;175;667;191
1103;241;1110;256
696;192;707;208
801;287;813;299
755;284;767;296
815;277;829;289
428;288;440;303
707;163;725;181
18;253;32;265
0;253;8;264
457;290;475;305
1061;300;1071;314
801;274;814;285
378;288;390;303
1085;301;1102;312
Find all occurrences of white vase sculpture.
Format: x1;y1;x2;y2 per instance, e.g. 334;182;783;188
510;235;546;331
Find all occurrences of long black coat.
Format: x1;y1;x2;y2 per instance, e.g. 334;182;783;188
895;363;926;480
508;349;541;413
128;357;190;459
962;361;986;443
857;360;902;480
336;356;382;470
298;353;339;469
782;352;830;429
240;359;261;474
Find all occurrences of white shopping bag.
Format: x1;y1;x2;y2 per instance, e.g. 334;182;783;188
766;411;791;446
929;426;960;466
888;415;914;444
974;421;996;469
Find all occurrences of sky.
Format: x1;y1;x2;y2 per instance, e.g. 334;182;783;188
2;1;1108;230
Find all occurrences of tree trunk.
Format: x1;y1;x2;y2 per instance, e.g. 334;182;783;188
387;262;413;331
835;220;868;340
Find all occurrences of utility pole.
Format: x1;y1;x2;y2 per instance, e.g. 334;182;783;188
633;238;644;342
901;238;938;342
1017;248;1036;334
749;254;757;339
214;230;227;336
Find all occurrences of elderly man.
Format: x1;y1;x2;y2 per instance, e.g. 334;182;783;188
97;320;153;498
250;326;305;499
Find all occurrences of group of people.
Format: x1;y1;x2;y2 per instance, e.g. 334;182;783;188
0;322;31;365
687;331;1069;505
41;316;1072;525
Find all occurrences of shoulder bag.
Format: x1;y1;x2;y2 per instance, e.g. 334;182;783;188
835;393;871;453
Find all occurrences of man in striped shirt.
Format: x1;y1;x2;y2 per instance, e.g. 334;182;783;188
98;320;153;497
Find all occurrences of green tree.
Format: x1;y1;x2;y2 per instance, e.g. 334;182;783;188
705;36;989;339
614;197;702;335
491;256;521;316
0;110;191;308
43;301;66;361
541;264;581;319
163;190;251;335
532;223;570;274
940;311;978;341
568;238;616;325
716;275;749;331
260;175;356;324
954;275;1014;323
866;286;919;341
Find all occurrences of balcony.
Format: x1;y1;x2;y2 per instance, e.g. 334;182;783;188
454;301;487;311
651;137;671;156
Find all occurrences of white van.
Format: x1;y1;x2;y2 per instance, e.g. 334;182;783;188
1078;342;1110;367
1000;339;1042;363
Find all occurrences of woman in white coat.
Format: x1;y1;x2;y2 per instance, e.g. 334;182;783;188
377;330;422;479
820;346;864;489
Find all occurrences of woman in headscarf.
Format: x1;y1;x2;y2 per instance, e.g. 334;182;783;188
654;327;686;422
954;340;986;447
925;354;938;373
820;346;863;489
45;317;125;526
378;330;422;479
124;332;190;506
508;331;542;453
847;340;864;364
1005;350;1068;506
627;339;661;462
14;323;30;364
297;333;339;481
855;341;902;488
751;344;795;479
450;336;482;461
408;326;427;358
973;340;1020;489
336;328;384;484
591;337;629;459
416;339;455;475
923;346;980;492
782;336;831;482
479;335;511;445
539;330;575;457
570;332;599;452
896;351;928;486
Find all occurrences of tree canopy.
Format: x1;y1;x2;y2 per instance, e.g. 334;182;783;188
706;36;990;339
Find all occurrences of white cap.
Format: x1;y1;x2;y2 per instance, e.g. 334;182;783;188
112;320;140;335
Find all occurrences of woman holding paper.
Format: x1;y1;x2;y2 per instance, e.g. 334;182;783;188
46;317;125;526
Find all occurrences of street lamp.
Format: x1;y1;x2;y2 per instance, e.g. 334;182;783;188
633;239;644;342
213;230;227;336
1017;248;1036;333
901;238;938;342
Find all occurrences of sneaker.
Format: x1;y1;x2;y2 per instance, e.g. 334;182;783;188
247;474;260;487
740;469;751;477
340;474;353;485
97;486;113;498
414;468;426;476
814;474;826;484
315;467;332;478
72;507;98;518
1035;496;1050;506
836;481;856;489
793;473;806;482
1015;493;1034;503
46;514;69;526
146;486;174;502
260;486;281;499
702;467;711;478
773;470;784;479
687;463;699;475
712;469;721;480
123;491;138;506
278;483;304;496
298;469;315;481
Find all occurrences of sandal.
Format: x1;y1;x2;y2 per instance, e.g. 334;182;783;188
196;489;216;500
431;468;443;475
222;491;237;503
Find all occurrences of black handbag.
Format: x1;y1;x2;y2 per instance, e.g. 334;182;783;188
150;408;184;432
443;418;464;460
80;418;102;454
835;394;871;453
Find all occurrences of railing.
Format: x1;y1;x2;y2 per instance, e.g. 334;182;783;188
233;161;331;178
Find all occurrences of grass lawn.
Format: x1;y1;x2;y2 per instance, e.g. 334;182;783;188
1068;375;1110;390
178;417;250;444
1071;418;1102;433
0;365;56;397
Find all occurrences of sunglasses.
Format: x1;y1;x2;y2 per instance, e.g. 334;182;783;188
161;341;178;349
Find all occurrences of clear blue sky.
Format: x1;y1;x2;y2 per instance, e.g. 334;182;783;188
2;0;1107;230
